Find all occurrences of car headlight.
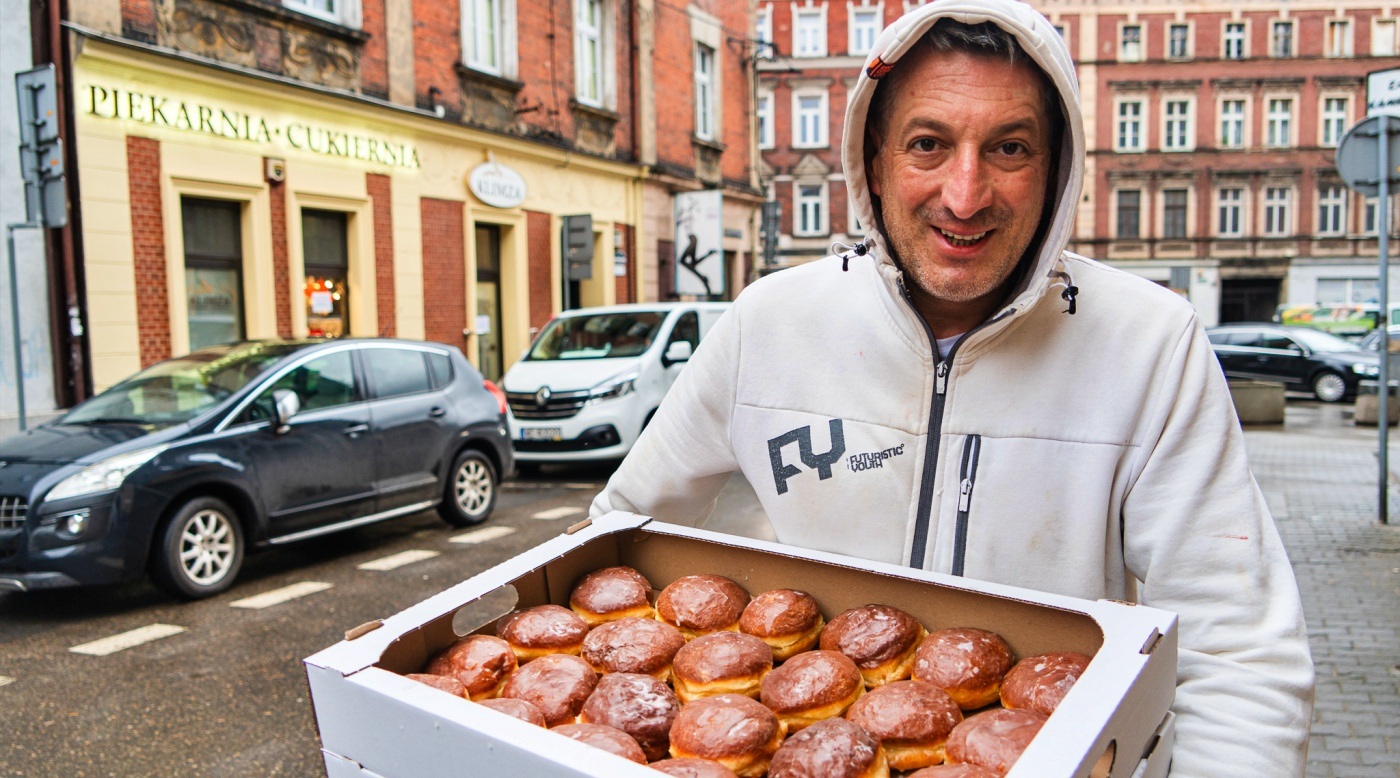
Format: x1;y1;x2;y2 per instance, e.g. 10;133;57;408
1354;363;1380;376
587;373;639;404
45;445;169;502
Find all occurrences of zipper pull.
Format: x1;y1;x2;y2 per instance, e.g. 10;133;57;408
935;361;949;395
958;478;973;511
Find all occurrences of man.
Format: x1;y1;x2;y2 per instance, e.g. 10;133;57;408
591;1;1313;774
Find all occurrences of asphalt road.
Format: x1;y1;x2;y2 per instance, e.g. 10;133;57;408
0;463;627;777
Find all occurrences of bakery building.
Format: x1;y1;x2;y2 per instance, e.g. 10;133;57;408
71;34;645;389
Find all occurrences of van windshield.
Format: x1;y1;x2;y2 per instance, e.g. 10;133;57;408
527;312;665;360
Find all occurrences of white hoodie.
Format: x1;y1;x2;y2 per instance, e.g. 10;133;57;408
592;1;1313;774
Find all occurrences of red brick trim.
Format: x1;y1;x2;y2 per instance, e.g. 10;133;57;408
421;198;465;346
368;173;395;336
526;210;554;331
268;169;292;338
127;136;171;366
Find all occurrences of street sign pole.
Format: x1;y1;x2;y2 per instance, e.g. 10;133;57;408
1380;115;1391;527
5;223;33;430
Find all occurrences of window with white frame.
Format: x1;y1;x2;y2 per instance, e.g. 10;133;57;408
1375;19;1397;56
1120;24;1142;61
462;0;512;76
1163;188;1189;238
1271;20;1293;57
756;5;774;59
1326;19;1352;57
1169;24;1189;59
795;183;826;236
1116;100;1144;152
283;0;360;27
1116;189;1141;239
1266;98;1292;147
757;93;774;149
1263;187;1291;236
575;0;607;107
1217;188;1244;237
694;45;716;141
1318;185;1346;236
1321;98;1347;147
794;8;826;57
793;91;828;148
1224;22;1245;59
850;7;881;55
1220;99;1246;148
1365;197;1379;235
1164;99;1192;151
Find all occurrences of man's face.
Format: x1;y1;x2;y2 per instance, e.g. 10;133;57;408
867;49;1053;308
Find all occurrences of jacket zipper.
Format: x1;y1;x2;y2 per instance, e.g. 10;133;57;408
952;434;981;576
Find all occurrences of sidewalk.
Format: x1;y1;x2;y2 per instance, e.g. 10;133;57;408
1244;403;1400;778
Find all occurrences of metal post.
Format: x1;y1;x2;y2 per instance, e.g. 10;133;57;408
1379;114;1391;526
6;223;34;432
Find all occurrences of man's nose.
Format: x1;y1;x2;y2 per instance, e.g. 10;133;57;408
941;147;993;220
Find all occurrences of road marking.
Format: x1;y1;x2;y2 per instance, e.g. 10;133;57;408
563;483;600;490
229;581;333;609
358;549;440;571
70;624;186;656
450;526;516;544
532;506;585;521
0;676;14;687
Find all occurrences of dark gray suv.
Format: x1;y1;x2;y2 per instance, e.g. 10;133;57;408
1206;324;1379;403
0;339;512;599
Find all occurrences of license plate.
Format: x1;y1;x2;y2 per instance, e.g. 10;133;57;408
521;427;562;441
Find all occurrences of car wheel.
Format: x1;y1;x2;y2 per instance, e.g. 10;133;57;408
150;497;244;600
439;450;498;527
1312;371;1348;403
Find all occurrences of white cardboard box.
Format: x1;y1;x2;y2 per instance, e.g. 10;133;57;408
305;512;1177;777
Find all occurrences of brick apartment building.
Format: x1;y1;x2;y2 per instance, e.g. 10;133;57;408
47;0;760;393
756;0;1400;325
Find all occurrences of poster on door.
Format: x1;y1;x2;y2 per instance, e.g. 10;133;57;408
673;190;725;298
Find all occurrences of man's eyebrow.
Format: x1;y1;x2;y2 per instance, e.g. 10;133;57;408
898;115;1045;140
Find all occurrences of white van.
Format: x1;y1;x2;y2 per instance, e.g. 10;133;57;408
502;302;731;467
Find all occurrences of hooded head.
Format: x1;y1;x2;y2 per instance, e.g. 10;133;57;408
842;0;1084;326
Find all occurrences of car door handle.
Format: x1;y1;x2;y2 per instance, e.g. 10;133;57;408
344;423;369;437
429;406;447;418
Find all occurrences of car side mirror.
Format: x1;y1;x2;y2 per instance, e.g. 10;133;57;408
662;341;693;367
272;389;300;434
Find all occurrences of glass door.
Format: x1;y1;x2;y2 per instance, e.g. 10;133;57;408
182;198;245;351
302;209;350;338
475;225;504;380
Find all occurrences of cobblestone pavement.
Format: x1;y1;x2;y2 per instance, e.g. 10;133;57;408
1244;404;1400;778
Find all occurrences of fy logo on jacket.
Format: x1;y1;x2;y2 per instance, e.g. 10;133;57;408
768;419;845;495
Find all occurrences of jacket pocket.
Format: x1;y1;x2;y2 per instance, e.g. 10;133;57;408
952;434;981;576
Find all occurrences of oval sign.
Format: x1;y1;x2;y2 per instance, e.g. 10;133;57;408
469;160;527;208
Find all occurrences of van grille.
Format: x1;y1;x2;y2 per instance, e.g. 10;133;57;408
0;496;27;531
507;390;590;420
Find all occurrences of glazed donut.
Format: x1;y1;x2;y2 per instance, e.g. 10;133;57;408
668;693;787;778
768;717;890;778
649;758;740;778
656;575;751;640
1000;652;1092;716
579;672;681;762
671;631;774;703
478;697;547;726
404;673;466;697
496;604;590;663
423;634;517;700
739;589;825;661
844;679;962;771
759;649;865;732
551;722;648;764
911;628;1014;710
820;604;927;688
569;566;656;627
499;653;598;727
905;765;1002;778
580;617;686;681
945;708;1047;774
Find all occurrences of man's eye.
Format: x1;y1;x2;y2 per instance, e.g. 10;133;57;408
912;138;938;153
998;142;1028;155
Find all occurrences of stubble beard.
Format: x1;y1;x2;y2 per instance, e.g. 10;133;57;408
881;201;1027;305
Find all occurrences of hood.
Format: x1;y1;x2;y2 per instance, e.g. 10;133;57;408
841;0;1085;306
0;423;158;466
502;358;642;394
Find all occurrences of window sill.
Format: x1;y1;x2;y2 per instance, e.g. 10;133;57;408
791;143;830;151
570;99;620;123
212;0;370;43
455;64;524;94
692;136;727;153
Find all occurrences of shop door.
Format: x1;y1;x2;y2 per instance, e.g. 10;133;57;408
303;210;350;338
182;198;246;351
1219;279;1281;324
475;224;504;381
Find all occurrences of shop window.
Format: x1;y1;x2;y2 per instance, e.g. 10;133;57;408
182;197;246;351
303;209;350;339
475;225;504;381
364;348;433;399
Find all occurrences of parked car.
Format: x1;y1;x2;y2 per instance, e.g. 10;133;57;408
502;302;730;468
0;339;511;599
1358;326;1400;353
1206;323;1380;403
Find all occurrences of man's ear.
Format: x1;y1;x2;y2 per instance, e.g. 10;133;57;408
865;128;883;198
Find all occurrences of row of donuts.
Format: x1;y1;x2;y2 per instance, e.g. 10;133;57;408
401;567;1092;777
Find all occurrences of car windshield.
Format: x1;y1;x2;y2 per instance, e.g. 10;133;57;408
61;343;302;427
526;312;665;360
1289;329;1359;353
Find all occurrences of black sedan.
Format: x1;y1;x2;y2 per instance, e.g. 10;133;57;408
1206;323;1380;403
0;339;512;599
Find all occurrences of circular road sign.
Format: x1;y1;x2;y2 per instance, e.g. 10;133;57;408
1338;114;1400;197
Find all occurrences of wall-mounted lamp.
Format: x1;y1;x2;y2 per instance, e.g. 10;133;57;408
428;86;446;119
